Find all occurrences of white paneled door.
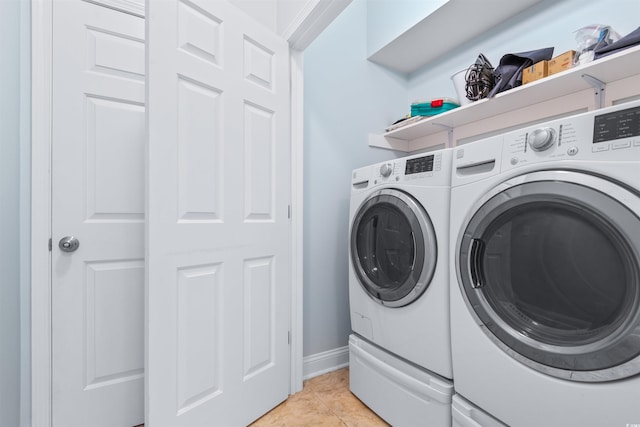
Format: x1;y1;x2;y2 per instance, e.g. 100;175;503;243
51;1;145;427
146;0;292;426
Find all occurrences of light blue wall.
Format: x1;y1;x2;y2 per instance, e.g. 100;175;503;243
303;0;640;359
408;0;640;104
303;0;407;356
0;0;25;425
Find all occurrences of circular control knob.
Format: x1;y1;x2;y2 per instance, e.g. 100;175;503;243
380;163;393;177
529;127;556;152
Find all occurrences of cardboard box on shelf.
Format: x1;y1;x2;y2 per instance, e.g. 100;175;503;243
522;60;549;85
548;50;577;76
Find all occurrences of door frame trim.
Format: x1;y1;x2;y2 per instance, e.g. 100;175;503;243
31;0;53;425
289;48;304;394
30;0;344;423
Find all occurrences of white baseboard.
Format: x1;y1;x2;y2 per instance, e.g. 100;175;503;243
302;345;349;380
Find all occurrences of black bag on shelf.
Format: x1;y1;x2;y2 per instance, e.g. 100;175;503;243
488;47;554;97
594;26;640;59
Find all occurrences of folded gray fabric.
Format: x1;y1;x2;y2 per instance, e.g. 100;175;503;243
595;26;640;59
488;47;555;97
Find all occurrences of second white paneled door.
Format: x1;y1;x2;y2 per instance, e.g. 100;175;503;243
51;1;145;426
146;0;292;426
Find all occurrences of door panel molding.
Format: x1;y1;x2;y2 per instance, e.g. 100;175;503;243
146;1;291;423
83;0;144;18
51;2;145;425
30;0;337;422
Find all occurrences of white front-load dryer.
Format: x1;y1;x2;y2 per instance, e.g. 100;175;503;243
449;100;640;427
348;147;453;379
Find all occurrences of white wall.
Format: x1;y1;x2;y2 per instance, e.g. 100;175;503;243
303;0;407;357
0;0;24;425
229;0;278;32
276;0;309;36
232;0;334;43
366;0;448;57
230;0;321;37
407;0;640;106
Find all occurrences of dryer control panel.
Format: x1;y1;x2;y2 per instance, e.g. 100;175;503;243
501;101;640;171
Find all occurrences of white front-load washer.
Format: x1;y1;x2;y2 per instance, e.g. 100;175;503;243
349;147;453;379
349;148;454;426
449;100;640;427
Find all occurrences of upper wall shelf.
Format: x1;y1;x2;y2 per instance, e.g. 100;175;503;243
367;0;543;75
371;44;640;150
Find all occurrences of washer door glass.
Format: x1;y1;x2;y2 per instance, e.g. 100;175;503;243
351;189;437;307
458;171;640;382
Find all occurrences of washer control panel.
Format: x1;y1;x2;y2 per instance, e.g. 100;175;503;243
375;153;443;179
593;104;640;144
405;154;436;175
502;102;640;170
379;163;393;177
369;150;449;187
528;127;556;152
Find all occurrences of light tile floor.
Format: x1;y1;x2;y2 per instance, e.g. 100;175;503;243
250;367;390;427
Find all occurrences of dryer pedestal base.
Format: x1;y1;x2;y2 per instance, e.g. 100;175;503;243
452;394;507;427
348;334;453;427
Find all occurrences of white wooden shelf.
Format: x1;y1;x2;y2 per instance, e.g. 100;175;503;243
370;44;640;152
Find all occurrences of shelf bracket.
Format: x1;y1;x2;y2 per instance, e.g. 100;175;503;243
432;123;454;147
581;74;606;109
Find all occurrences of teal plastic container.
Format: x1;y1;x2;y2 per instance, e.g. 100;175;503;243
411;97;460;116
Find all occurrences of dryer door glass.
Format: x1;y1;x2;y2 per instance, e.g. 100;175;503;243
351;189;437;307
459;174;640;381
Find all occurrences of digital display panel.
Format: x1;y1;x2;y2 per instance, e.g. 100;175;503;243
405;155;434;175
593;105;640;144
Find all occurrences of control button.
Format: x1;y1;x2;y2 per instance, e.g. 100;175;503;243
380;163;393;177
529;127;556;152
567;146;579;156
634;139;640;147
612;141;632;150
510;157;519;165
592;144;610;153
